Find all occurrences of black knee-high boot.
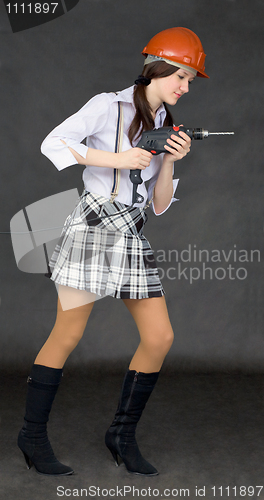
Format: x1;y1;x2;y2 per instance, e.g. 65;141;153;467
17;364;74;476
105;369;159;476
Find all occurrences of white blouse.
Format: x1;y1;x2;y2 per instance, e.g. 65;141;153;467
41;86;179;215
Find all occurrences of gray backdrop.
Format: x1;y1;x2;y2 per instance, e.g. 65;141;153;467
0;0;263;371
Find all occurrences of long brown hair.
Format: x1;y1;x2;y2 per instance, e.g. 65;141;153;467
128;61;179;145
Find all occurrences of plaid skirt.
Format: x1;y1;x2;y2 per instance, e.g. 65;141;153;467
49;191;164;300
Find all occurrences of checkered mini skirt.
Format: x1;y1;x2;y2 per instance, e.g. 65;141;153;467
49;191;164;300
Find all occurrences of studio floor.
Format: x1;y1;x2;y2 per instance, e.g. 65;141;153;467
1;367;264;500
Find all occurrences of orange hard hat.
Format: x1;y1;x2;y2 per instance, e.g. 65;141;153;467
142;27;209;78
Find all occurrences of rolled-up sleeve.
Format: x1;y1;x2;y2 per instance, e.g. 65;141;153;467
41;93;111;171
147;171;180;216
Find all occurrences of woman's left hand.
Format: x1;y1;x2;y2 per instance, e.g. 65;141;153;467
163;126;191;162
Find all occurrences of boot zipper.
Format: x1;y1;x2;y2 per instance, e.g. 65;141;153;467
124;372;138;413
115;371;139;451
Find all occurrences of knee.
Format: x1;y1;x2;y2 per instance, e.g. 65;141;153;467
166;329;174;350
52;315;87;349
160;329;174;354
53;327;85;352
62;327;85;349
144;328;174;357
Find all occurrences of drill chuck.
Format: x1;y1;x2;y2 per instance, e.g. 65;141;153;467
190;128;235;139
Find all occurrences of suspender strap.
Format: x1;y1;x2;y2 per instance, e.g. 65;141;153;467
110;100;124;203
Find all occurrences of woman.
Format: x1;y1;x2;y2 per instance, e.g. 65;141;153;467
17;27;209;476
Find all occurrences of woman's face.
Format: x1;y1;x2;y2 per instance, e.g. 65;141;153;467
151;68;195;107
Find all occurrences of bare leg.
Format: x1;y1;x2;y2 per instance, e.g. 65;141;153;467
123;295;174;373
35;285;94;369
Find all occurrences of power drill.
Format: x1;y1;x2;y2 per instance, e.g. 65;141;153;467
129;125;234;204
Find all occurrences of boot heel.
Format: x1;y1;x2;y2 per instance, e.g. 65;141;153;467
107;445;121;466
22;451;32;470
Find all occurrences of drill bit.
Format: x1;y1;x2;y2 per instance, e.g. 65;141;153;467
201;130;234;138
209;132;234;135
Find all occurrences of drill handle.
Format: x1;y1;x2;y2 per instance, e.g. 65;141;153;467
135;126;194;155
129;126;191;204
129;169;144;204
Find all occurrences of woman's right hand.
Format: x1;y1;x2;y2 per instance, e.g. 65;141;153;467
116;147;153;170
